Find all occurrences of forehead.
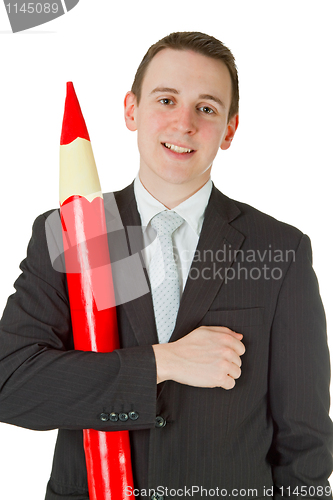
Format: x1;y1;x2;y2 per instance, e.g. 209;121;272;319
141;48;232;101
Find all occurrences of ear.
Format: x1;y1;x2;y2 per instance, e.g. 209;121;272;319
124;91;138;132
220;114;239;150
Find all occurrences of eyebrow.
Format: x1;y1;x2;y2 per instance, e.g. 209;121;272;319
198;94;226;109
149;87;226;109
149;87;180;96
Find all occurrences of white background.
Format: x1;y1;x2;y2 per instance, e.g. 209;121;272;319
0;0;332;498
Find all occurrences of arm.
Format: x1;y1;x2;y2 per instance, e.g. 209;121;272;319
0;213;157;431
268;234;333;497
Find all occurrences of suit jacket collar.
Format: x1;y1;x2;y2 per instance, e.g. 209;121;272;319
111;181;245;346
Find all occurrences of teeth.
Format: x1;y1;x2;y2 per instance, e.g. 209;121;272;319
164;143;193;153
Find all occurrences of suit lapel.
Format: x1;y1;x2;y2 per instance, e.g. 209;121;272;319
170;185;245;342
111;183;158;346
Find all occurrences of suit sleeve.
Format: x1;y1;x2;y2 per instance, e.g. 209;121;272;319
269;234;333;497
0;213;157;431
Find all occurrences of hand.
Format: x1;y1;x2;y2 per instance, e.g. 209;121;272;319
152;326;245;390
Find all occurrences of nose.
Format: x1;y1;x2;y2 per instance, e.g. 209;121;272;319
172;105;198;135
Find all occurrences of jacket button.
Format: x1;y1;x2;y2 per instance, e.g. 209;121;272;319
155;416;166;428
151;494;164;500
119;412;129;422
99;413;109;422
128;411;139;421
109;412;119;422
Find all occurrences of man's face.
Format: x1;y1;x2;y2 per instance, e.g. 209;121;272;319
125;48;238;191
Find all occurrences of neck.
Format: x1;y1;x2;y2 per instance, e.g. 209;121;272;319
138;170;211;209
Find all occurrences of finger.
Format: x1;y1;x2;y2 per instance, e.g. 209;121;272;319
227;330;243;339
220;335;246;357
232;340;246;357
222;375;236;390
228;363;242;380
222;347;242;367
205;326;243;339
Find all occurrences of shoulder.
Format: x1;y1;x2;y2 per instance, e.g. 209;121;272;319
236;198;302;237
210;185;305;250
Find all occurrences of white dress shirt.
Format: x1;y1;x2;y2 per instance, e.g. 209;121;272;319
134;175;213;294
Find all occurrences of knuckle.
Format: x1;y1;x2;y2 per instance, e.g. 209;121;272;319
220;359;230;372
220;332;229;342
223;347;233;359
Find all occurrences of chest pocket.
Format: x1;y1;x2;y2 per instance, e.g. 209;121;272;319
198;307;264;331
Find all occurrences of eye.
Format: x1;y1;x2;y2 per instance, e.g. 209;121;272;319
159;98;174;105
199;105;215;114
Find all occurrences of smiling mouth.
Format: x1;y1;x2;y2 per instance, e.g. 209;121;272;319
163;142;195;154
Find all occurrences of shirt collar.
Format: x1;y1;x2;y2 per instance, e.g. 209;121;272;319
134;175;212;236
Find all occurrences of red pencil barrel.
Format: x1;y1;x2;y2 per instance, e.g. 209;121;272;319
61;196;134;499
84;430;133;500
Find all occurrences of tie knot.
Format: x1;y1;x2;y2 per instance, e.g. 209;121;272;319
151;211;184;236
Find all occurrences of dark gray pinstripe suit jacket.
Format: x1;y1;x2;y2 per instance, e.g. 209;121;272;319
0;182;332;500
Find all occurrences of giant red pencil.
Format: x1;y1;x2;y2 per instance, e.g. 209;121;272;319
59;82;134;500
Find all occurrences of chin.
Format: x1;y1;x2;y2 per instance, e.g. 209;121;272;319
157;165;195;183
158;171;194;185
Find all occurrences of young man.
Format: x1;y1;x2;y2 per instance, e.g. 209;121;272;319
0;32;332;500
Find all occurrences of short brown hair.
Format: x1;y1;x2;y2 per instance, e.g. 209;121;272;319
131;31;239;121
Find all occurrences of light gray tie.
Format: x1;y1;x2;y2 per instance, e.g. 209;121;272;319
150;211;184;343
